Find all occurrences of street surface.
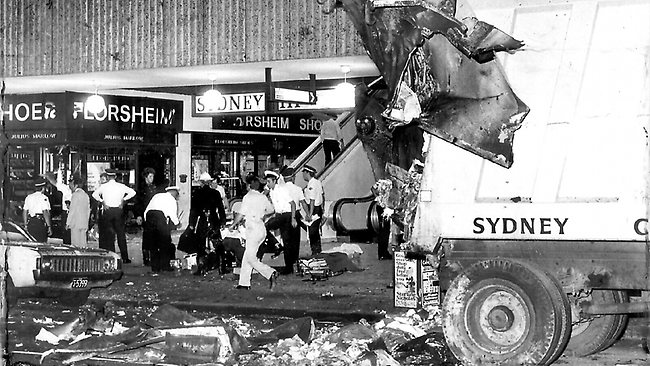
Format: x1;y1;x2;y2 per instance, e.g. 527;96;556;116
5;297;650;365
4;237;650;365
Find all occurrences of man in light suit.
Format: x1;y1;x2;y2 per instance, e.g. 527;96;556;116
66;175;91;247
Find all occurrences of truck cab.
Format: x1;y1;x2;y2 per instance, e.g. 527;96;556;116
406;0;650;363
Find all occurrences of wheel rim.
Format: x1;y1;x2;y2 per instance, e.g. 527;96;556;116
465;282;532;354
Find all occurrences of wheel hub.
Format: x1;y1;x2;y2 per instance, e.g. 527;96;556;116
488;305;515;331
472;288;529;349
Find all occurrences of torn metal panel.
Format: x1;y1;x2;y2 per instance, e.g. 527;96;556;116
335;0;529;168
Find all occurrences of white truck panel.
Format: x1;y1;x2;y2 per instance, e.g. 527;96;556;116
413;0;650;243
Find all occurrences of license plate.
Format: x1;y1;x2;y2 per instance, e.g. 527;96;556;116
71;278;88;288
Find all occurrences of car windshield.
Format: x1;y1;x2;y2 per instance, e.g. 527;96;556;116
0;220;36;242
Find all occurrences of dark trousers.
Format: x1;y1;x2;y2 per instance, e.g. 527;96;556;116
307;206;323;255
266;212;296;273
27;216;48;242
98;211;115;252
377;216;391;258
323;139;341;164
102;207;129;261
145;210;173;272
61;211;71;244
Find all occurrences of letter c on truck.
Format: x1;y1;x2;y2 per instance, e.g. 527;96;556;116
634;218;648;235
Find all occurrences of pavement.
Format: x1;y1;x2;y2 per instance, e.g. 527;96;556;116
88;229;397;322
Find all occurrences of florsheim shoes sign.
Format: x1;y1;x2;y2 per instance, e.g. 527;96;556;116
2;92;182;146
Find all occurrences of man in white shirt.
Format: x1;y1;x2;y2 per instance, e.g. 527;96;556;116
281;167;308;259
23;179;52;242
144;186;181;272
301;165;324;255
92;169;137;263
264;170;298;274
230;174;278;290
316;111;343;164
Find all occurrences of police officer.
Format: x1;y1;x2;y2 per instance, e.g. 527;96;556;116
230;174;278;290
22;178;52;242
144;185;181;272
92;169;137;263
265;170;298;274
301;165;324;255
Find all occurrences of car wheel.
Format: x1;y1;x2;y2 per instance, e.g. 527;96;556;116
57;289;91;307
442;259;571;366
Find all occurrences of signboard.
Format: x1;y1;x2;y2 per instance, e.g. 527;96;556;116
193;92;265;116
192;132;315;155
273;87;317;104
278;88;354;111
66;92;182;145
394;251;440;309
394;251;419;308
3;93;182;146
2;93;68;144
212;113;321;135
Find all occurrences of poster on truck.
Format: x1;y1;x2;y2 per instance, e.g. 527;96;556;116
394;251;418;308
394;251;440;308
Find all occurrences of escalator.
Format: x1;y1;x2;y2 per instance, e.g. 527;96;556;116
290;110;381;241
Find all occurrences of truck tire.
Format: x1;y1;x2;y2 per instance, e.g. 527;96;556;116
566;290;629;356
57;289;91;307
442;259;571;365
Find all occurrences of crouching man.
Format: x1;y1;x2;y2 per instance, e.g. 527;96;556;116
144;185;181;272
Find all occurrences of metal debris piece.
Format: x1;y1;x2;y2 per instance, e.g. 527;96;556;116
333;0;529;169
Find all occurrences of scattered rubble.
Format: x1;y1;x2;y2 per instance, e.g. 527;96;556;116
31;303;460;365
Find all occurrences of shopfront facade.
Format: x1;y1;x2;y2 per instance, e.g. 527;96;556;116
2;92;182;231
184;82;355;205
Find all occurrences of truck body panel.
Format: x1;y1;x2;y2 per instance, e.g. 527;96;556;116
413;0;650;248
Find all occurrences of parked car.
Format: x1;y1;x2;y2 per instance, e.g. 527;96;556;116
0;220;123;306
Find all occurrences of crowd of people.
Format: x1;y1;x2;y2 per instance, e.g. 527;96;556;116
20;164;327;291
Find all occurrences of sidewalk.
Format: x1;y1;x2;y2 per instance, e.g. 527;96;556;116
89;231;396;322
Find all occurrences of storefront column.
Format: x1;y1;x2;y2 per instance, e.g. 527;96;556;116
176;133;192;228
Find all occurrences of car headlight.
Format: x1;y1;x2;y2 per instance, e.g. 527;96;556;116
103;258;114;271
39;258;52;270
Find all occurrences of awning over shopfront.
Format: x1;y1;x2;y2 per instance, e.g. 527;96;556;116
2;92;182;147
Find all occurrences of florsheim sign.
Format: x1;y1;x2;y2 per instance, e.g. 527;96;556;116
2;93;182;145
211;113;321;135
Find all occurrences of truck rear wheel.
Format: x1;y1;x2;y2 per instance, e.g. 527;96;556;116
566;290;629;356
442;259;570;365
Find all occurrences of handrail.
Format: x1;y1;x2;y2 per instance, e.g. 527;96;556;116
289;110;356;178
331;194;377;234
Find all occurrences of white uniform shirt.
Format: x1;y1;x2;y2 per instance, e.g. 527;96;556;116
240;190;274;221
145;192;180;225
269;183;293;213
285;182;305;204
304;177;324;206
24;191;51;216
57;183;72;211
92;180;136;208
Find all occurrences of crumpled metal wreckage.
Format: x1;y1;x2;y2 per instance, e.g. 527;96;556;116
32;303;457;365
321;0;530;169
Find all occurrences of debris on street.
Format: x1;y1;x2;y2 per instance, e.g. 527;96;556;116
31;302;459;365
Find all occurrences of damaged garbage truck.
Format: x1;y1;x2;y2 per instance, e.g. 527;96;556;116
322;0;650;364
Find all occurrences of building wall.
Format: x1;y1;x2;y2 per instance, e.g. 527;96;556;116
0;0;364;77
